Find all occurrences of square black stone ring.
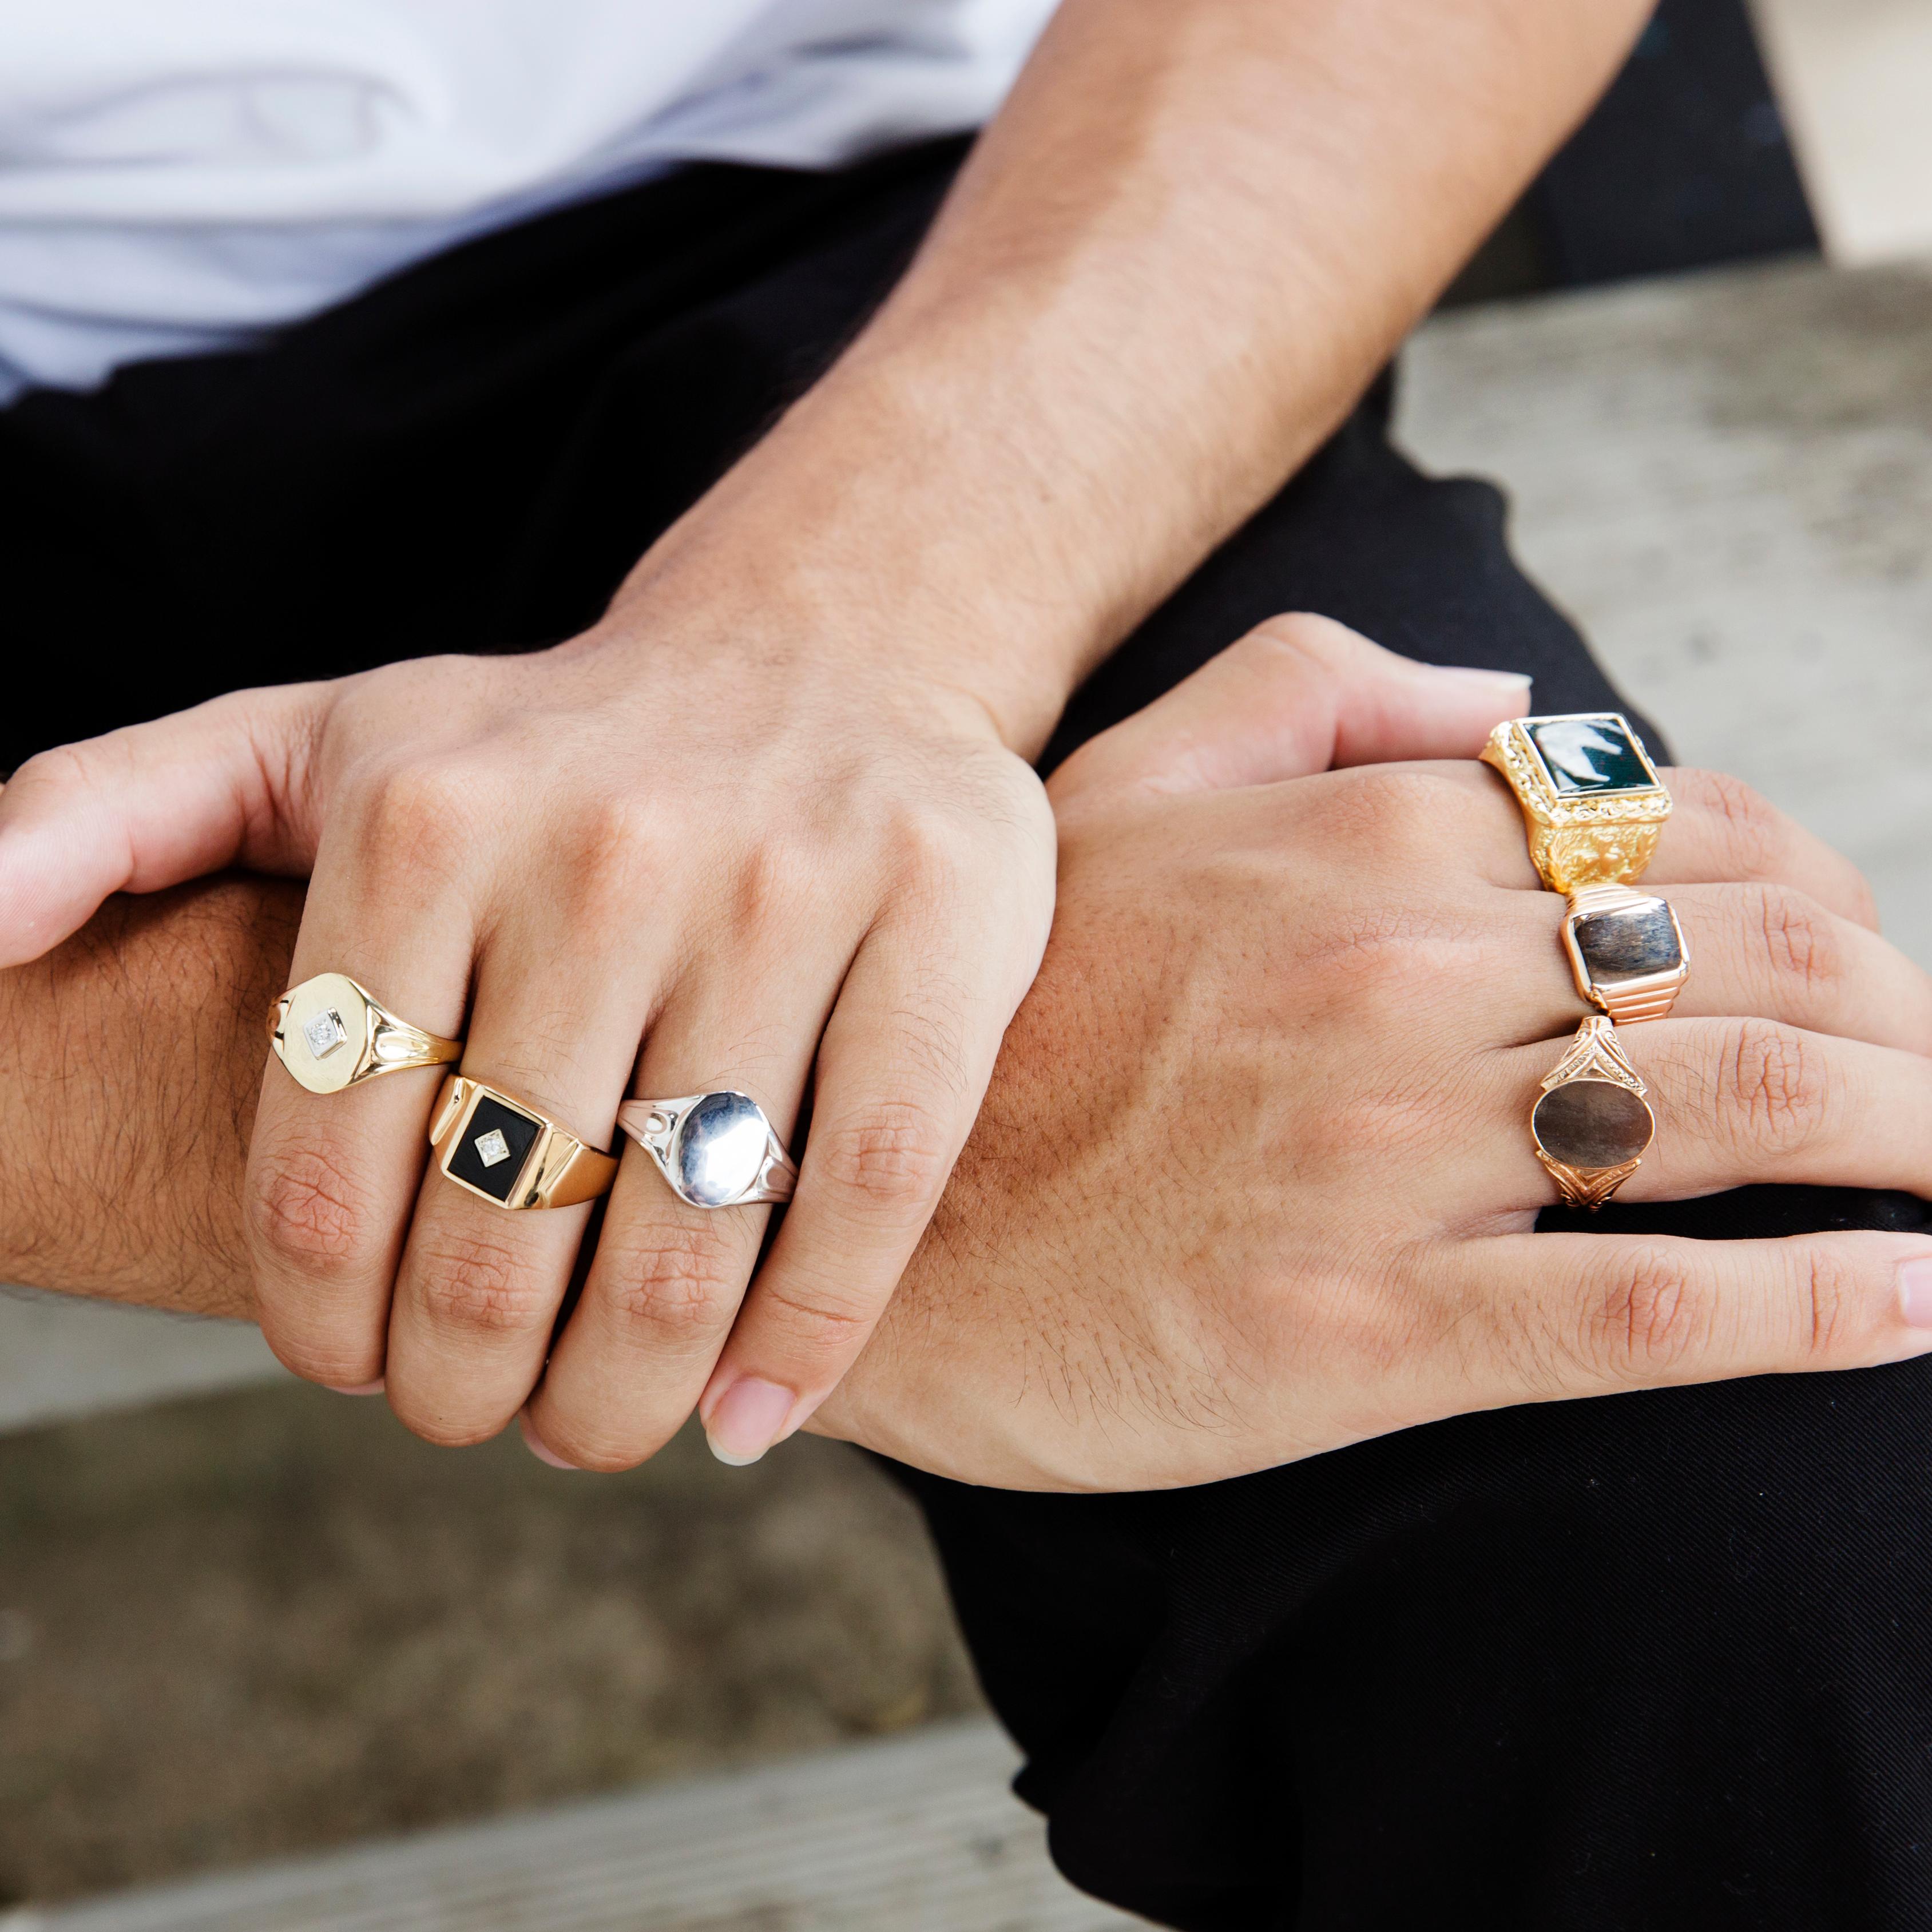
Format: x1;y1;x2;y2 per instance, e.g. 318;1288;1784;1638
1561;883;1690;1025
428;1075;619;1212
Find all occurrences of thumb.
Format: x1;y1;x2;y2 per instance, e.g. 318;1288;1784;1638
1048;613;1530;818
0;681;332;967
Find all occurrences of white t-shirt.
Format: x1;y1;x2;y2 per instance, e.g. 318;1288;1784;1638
0;0;1056;403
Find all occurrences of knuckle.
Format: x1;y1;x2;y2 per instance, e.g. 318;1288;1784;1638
554;793;664;929
1319;766;1465;865
749;1272;878;1354
598;1220;744;1352
350;757;484;885
1751;885;1845;1005
248;1137;374;1283
814;1098;955;1215
1675;767;1789;879
1723;1018;1832;1153
1582;1247;1713;1382
410;1227;551;1337
13;740;99;802
1793;1247;1862;1362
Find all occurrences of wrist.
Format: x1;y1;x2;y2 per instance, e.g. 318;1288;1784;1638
606;355;1119;759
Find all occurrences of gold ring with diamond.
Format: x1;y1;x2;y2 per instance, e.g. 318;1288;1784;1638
1530;1015;1656;1210
268;973;463;1096
1482;712;1672;893
428;1074;618;1212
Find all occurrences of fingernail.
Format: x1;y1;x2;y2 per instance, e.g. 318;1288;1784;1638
1899;1257;1932;1328
704;1377;796;1467
324;1378;385;1397
1425;665;1533;693
518;1411;578;1471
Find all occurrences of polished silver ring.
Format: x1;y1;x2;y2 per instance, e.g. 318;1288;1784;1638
616;1092;798;1209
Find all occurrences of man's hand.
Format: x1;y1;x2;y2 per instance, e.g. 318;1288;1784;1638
814;622;1932;1489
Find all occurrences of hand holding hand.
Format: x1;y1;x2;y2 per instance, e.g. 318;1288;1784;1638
818;618;1932;1490
0;593;1057;1465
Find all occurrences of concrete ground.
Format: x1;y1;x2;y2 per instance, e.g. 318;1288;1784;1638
0;248;1927;1923
0;1388;980;1909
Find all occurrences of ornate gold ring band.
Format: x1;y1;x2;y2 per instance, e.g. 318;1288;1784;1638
429;1074;618;1212
1482;712;1671;894
1531;1016;1656;1211
269;972;463;1096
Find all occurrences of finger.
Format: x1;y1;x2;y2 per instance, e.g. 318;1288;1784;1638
528;943;835;1472
696;878;1048;1466
246;783;478;1388
381;915;650;1447
1501;880;1932;1056
0;684;328;966
1490;1018;1932;1207
1048;613;1530;822
1644;767;1882;929
1433;1227;1932;1410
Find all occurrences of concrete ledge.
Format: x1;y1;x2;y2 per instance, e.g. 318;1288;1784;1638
7;1721;1144;1932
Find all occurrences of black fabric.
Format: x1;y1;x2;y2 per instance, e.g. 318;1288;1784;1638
5;114;1929;1932
1529;0;1819;287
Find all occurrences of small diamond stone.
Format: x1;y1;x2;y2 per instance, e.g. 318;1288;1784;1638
474;1128;512;1168
303;1010;348;1061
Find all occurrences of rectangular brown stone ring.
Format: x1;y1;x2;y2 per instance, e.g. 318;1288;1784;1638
1530;1017;1657;1210
1561;883;1690;1025
1481;713;1672;893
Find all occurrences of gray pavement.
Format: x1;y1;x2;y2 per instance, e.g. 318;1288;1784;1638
1398;251;1932;968
1;1721;1144;1932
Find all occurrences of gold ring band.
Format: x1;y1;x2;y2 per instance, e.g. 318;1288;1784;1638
1482;712;1672;894
429;1074;618;1212
1530;1016;1656;1211
269;973;463;1096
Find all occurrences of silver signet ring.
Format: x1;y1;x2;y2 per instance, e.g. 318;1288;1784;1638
617;1092;799;1209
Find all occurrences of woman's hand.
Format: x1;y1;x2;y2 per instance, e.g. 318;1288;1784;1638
0;599;1061;1464
816;618;1932;1490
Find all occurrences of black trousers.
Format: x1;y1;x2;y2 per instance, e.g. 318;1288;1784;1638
7;141;1930;1931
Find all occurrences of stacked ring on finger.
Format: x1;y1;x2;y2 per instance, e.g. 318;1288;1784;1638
1484;711;1676;1208
617;1092;799;1209
268;971;463;1095
430;1073;618;1211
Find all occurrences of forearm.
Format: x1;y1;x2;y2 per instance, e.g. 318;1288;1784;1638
622;0;1650;752
0;880;297;1318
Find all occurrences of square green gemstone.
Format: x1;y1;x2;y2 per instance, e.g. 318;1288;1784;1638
1526;716;1655;796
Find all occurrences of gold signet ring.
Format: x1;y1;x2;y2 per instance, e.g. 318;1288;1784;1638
268;973;463;1096
1531;1016;1656;1211
429;1074;618;1212
1482;713;1672;894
